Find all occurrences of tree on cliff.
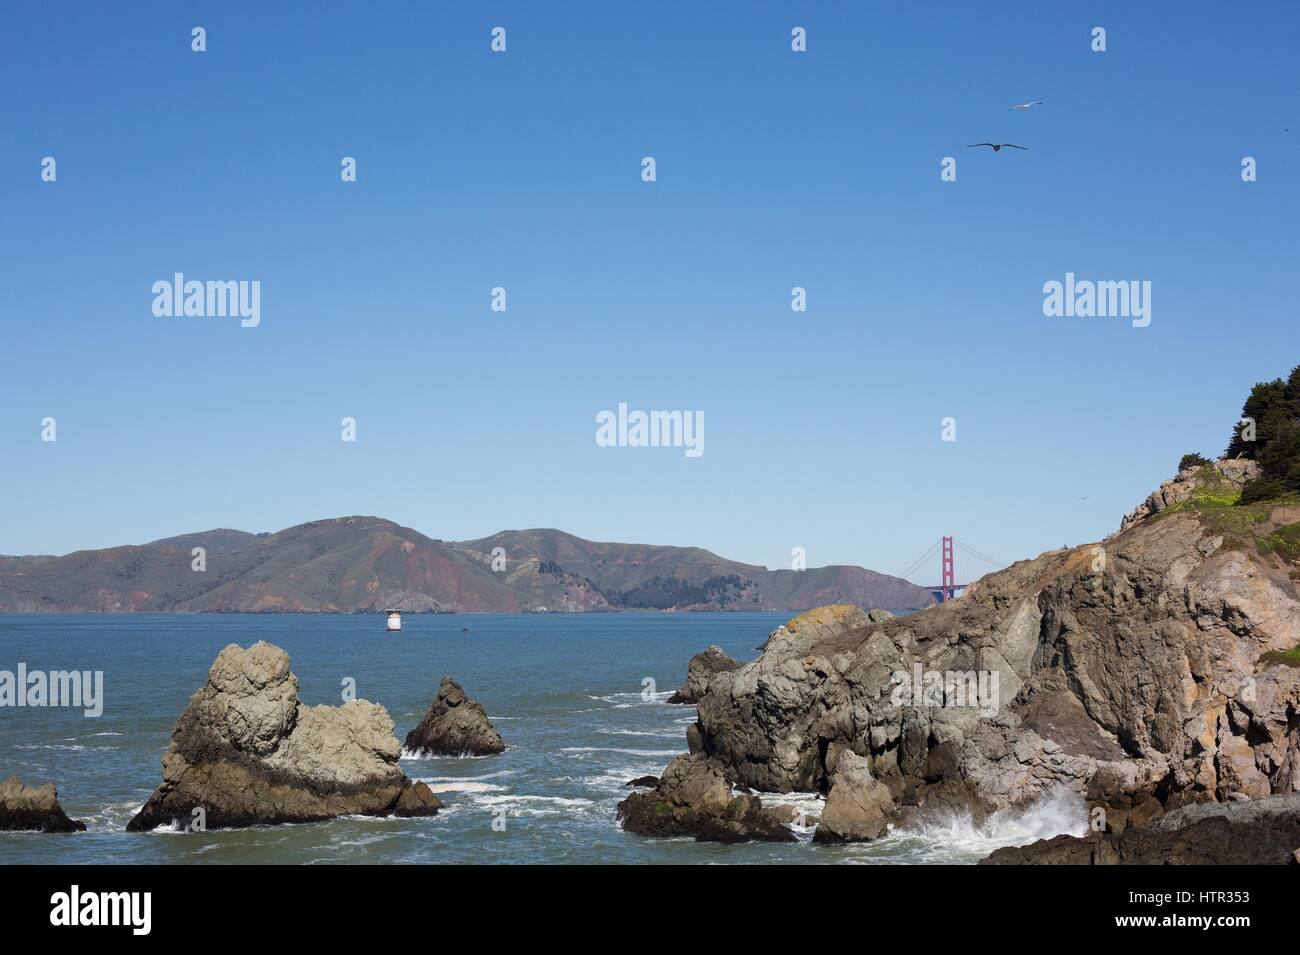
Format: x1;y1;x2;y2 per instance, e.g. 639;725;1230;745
1229;364;1300;502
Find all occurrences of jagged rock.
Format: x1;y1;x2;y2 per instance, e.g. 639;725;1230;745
755;604;884;652
813;751;895;843
625;775;659;788
685;722;704;754
393;779;443;816
0;776;85;833
690;478;1300;826
1120;458;1260;530
983;793;1300;864
127;642;440;831
667;646;741;704
616;754;796;843
403;677;505;756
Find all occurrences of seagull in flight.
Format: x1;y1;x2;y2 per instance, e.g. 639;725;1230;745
966;143;1028;152
1009;100;1043;111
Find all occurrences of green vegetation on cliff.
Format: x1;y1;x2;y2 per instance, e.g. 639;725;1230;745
1225;364;1300;502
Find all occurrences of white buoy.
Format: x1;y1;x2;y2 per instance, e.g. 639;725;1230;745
385;610;402;632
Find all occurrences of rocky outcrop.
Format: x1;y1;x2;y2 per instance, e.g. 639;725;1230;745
403;677;505;757
667;646;742;704
1120;459;1259;530
812;751;895;843
0;776;85;833
616;754;797;843
127;642;441;831
755;604;889;651
982;793;1300;864
688;477;1300;832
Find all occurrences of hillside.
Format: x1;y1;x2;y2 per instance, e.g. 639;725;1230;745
0;520;934;613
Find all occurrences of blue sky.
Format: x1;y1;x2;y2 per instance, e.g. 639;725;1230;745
2;1;1297;582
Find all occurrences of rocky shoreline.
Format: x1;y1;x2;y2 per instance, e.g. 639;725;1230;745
616;455;1300;861
6;453;1298;862
983;793;1300;865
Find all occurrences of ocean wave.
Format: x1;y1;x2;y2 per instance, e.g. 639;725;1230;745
596;728;683;738
400;747;503;760
586;691;674;705
419;780;510;794
887;786;1089;862
560;746;683;757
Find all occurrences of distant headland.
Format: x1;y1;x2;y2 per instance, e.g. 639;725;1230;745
0;522;934;614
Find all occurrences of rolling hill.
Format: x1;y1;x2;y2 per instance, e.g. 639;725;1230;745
0;518;935;613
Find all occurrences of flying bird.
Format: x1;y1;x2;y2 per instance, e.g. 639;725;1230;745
1009;100;1043;111
966;143;1028;151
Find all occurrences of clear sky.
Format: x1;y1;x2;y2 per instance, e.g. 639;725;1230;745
3;1;1297;582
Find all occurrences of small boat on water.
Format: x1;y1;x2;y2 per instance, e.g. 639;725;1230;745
385;610;402;632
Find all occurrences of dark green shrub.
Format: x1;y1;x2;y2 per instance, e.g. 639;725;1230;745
1178;453;1210;472
1240;477;1288;505
1227;364;1300;503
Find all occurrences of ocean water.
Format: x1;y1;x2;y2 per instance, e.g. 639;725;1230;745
0;613;1084;864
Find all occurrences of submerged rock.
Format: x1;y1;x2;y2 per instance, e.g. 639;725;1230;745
403;677;505;757
616;754;796;843
813;751;895;843
0;776;85;833
667;645;741;704
982;793;1300;865
127;641;440;831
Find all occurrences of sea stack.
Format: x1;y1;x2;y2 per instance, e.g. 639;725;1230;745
403;677;505;757
0;776;86;833
127;641;440;831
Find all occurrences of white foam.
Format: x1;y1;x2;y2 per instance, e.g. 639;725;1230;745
905;786;1089;857
561;746;683;757
400;747;502;760
587;691;673;705
420;780;510;794
480;795;593;807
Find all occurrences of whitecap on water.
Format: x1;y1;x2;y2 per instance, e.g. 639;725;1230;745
400;747;503;760
418;780;510;794
586;691;673;705
561;746;682;757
